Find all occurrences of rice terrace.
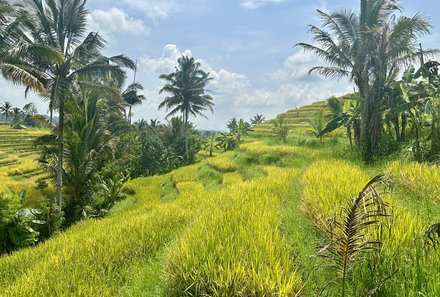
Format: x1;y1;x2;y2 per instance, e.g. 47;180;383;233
1;0;440;296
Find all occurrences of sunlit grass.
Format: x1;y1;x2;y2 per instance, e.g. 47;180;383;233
205;151;236;172
166;168;302;296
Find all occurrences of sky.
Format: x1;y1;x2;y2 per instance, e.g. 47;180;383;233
1;0;440;130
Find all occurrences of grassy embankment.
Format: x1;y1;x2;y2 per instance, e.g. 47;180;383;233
0;125;53;205
0;103;439;296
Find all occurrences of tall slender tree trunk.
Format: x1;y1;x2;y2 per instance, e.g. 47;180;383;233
401;113;407;142
393;117;400;142
361;85;383;163
412;112;421;160
56;93;65;207
184;110;189;163
347;125;353;150
431;109;440;159
354;119;361;148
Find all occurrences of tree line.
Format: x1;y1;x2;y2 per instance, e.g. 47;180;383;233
297;0;439;163
0;0;216;252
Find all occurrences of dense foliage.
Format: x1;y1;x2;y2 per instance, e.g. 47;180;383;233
297;0;436;162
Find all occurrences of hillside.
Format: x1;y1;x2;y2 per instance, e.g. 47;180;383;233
0;125;52;204
0;103;439;296
253;101;331;134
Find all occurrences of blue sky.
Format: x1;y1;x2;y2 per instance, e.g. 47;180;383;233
1;0;440;129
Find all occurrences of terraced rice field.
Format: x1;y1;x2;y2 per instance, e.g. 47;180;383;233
0;125;51;204
0;103;439;296
253;101;330;134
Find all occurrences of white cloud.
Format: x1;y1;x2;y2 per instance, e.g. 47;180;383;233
241;0;286;10
140;44;192;75
133;45;350;130
270;51;322;82
0;78;47;116
88;8;149;40
209;69;250;96
122;0;179;24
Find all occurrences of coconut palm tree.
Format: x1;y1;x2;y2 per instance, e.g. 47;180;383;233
159;55;214;162
0;1;61;94
0;101;12;122
297;0;433;162
23;0;135;207
23;102;37;115
227;117;238;132
62;88;127;223
12;107;22;121
122;82;146;124
250;114;265;126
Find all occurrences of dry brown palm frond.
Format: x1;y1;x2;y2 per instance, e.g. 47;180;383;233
424;222;440;247
319;174;393;297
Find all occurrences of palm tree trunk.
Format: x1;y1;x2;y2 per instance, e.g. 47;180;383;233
56;93;65;207
431;108;440;159
361;89;382;163
401;113;407;142
347;126;353;150
184;110;189;163
393;117;400;142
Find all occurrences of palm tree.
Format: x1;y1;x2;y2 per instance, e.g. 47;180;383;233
234;118;251;143
159;55;214;163
227;117;238;132
0;1;62;94
297;0;433;162
250;114;265;126
272;117;289;142
12;107;22;121
0;101;12;122
62;89;126;223
122;82;146;124
24;0;135;207
22;102;37;115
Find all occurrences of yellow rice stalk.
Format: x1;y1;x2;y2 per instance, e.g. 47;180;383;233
240;141;319;158
222;172;242;187
302;160;424;252
0;175;197;296
166;169;301;296
170;164;199;183
387;161;440;201
206;152;236;172
5;159;41;176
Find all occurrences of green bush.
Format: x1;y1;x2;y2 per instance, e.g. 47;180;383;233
0;191;42;255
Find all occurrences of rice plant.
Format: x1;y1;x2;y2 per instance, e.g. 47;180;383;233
387;161;440;201
166;169;302;296
206;151;237;172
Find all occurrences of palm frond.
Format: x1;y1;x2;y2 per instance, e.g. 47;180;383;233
319;174;392;296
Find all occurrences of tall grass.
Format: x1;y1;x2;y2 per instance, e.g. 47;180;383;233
206;151;237;172
166;168;302;296
387;161;440;202
302;159;439;296
0;175;194;296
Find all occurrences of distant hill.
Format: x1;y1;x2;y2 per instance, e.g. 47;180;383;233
253;100;332;134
